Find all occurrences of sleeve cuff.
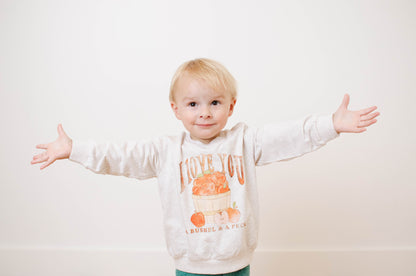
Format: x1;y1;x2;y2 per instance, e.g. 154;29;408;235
317;114;340;142
69;140;92;165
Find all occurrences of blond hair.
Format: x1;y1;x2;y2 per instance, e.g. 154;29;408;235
169;58;237;102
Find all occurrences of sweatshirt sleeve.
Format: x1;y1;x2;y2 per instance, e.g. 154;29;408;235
254;114;339;166
69;139;160;180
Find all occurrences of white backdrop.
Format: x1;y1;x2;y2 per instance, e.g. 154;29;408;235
1;0;415;275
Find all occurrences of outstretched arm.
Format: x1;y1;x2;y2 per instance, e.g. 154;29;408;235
333;94;380;134
31;124;73;170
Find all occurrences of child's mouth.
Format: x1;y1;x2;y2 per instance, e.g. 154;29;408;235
196;123;215;127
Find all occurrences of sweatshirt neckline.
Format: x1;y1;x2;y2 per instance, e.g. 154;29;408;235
183;123;244;147
184;131;226;147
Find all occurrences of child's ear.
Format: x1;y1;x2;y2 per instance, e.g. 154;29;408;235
228;98;237;117
170;101;181;120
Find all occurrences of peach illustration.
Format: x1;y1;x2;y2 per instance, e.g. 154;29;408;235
191;212;205;228
214;210;229;225
226;202;241;223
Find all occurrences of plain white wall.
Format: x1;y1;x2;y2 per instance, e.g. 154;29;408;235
1;0;415;275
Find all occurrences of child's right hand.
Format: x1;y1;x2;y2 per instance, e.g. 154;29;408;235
31;124;73;170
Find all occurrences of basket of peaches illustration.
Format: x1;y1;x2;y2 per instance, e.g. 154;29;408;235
191;170;232;226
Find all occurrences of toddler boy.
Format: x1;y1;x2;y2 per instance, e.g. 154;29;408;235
32;58;379;275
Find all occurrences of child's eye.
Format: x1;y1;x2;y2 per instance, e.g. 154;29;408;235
189;102;197;107
211;100;220;106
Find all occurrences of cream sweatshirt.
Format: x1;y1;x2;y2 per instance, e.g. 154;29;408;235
69;114;339;274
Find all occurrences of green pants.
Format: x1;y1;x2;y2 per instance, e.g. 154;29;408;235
176;265;250;276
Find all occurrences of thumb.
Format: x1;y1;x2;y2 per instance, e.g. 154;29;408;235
57;124;67;137
340;93;350;110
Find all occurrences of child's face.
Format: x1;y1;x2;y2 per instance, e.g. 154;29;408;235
171;74;236;144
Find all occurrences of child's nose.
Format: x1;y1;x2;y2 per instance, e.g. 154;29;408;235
199;106;212;119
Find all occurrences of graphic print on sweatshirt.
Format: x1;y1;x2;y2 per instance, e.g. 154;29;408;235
179;153;246;232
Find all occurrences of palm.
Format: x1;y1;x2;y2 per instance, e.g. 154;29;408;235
333;94;379;133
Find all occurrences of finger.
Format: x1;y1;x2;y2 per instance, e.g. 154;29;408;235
31;158;43;165
32;152;47;161
359;106;377;116
32;153;42;161
360;111;380;121
358;119;377;128
357;127;367;133
36;144;48;149
32;152;46;160
40;158;54;170
31;153;49;165
353;126;367;133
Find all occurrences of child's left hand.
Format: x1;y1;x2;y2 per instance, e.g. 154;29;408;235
333;94;380;134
